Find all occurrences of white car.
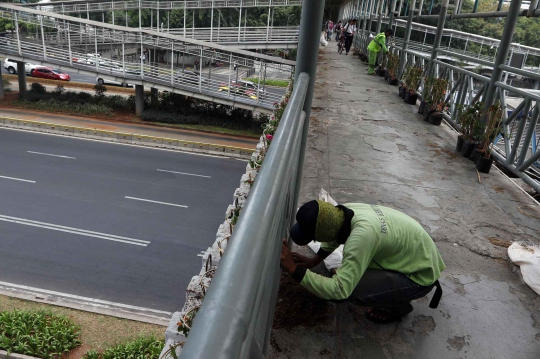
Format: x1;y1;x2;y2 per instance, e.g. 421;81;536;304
3;58;39;75
96;76;132;87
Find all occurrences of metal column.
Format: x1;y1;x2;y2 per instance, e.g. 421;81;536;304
293;0;325;210
210;2;214;42
426;0;448;77
481;0;523;125
135;84;144;116
0;61;4;101
238;0;242;42
17;62;26;98
398;0;416;78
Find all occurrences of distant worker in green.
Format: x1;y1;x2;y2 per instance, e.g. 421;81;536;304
280;200;445;323
367;29;393;75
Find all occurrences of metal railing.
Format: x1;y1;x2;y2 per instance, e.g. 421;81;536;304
26;0;304;13
40;26;299;47
354;25;540;192
0;3;294;112
180;72;309;359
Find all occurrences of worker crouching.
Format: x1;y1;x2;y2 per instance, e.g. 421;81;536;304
280;200;445;323
367;29;394;75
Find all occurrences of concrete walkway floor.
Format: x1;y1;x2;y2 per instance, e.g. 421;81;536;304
269;48;540;358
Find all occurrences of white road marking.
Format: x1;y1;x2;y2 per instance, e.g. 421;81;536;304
27;151;76;159
0;280;172;316
0;175;36;183
157;169;211;178
125;196;189;208
0;214;149;246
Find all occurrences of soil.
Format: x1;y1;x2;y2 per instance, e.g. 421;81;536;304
488;237;513;248
272;273;330;330
61;343;92;359
426;141;458;159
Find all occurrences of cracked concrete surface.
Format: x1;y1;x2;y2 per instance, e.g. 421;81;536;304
268;48;540;359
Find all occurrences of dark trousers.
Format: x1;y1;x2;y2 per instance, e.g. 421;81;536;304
345;35;353;54
342;269;434;311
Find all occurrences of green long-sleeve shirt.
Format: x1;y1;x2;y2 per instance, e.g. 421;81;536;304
367;32;388;53
297;203;445;301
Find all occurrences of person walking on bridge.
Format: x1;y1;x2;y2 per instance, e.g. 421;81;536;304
367;29;393;75
341;19;357;55
280;200;445;323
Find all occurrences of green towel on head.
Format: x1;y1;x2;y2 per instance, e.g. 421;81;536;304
315;200;344;242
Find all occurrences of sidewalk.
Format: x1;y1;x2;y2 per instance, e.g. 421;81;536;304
269;48;540;358
0;107;258;149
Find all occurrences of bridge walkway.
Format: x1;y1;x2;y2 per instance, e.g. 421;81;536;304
268;47;540;359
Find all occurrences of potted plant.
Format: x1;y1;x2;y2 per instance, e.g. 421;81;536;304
427;78;448;126
399;67;410;98
404;67;423;105
458;102;483;157
419;76;434;115
476;102;502;173
377;53;387;77
387;53;399;86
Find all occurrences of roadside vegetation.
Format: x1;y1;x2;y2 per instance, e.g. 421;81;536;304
0;310;81;358
141;91;269;134
242;77;290;88
5;82;268;135
0;295;164;359
82;337;163;359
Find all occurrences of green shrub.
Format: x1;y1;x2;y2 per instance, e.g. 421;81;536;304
93;84;107;97
242;77;289;88
77;91;93;102
2;75;10;90
141;109;266;133
0;310;81;358
17;99;114;117
82;336;163;359
30;82;46;94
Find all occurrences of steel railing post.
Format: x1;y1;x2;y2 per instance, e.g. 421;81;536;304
14;12;21;56
183;3;186;37
67;22;72;66
516;102;539;169
40;16;47;60
398;0;416;78
292;0;325;211
210;1;214;42
481;0;523;126
425;0;448;86
170;42;174;84
238;0;242;42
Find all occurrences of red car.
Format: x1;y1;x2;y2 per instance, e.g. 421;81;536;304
31;67;71;81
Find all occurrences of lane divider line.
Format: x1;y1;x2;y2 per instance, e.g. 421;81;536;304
0;280;172;316
157;169;211;178
27;150;76;159
0;214;149;246
0;175;36;183
125;196;189;208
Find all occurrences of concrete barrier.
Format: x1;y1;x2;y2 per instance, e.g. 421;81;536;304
0;116;253;159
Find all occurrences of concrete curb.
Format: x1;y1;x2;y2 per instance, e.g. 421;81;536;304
0;350;41;359
0;117;253;159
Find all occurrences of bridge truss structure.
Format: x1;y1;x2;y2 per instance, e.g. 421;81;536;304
0;3;296;113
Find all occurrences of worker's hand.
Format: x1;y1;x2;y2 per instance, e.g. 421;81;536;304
292;253;323;269
280;243;297;275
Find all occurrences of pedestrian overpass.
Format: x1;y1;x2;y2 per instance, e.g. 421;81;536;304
0;3;295;113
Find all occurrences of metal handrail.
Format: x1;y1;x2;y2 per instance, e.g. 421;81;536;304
180;72;309;359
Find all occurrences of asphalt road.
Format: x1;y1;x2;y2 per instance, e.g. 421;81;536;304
0;128;246;312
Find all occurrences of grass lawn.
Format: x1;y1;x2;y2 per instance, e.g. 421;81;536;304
0;295;164;353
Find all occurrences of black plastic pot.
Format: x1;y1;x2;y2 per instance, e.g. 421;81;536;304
460;140;475;158
429;112;443;125
388;77;398;86
378;69;386;77
418;101;426;114
404;92;418;105
476;156;494;174
399;86;406;98
423;104;434;121
456;135;464;152
468;146;480;162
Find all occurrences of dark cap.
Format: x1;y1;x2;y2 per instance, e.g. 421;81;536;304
289;200;319;246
